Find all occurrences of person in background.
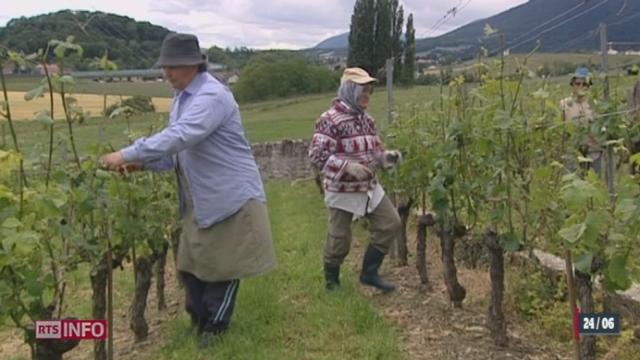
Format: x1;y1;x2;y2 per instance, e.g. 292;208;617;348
627;79;640;173
560;67;602;175
99;33;276;348
309;67;403;294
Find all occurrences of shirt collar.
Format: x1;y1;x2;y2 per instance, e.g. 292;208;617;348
185;72;206;95
175;72;206;98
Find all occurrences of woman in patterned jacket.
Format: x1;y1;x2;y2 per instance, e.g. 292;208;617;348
308;67;403;293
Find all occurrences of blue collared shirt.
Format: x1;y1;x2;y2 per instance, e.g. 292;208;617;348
121;72;266;228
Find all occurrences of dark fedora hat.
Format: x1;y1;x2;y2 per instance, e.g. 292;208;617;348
154;33;207;67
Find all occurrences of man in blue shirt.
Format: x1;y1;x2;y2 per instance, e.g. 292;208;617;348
100;33;276;347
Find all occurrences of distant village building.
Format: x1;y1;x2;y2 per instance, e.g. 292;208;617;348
1;62;16;75
34;63;62;75
227;74;240;85
207;62;224;73
416;57;434;73
318;51;337;62
317;51;347;71
424;65;440;75
3;62;71;76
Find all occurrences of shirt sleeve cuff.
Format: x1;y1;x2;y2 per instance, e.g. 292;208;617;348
120;146;139;162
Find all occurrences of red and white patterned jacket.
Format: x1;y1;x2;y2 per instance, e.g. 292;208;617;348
309;100;385;193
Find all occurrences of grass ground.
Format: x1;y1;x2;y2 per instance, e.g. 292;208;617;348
457;53;640;75
155;181;403;360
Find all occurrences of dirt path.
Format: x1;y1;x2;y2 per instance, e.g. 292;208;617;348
348;233;572;360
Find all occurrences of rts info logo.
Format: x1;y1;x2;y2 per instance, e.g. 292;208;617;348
35;320;108;340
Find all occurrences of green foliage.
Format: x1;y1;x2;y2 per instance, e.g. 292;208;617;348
206;46;233;69
90;51;118;72
348;0;404;78
416;73;442;86
0;42;178;358
244;50;304;68
104;95;156;117
348;0;376;74
510;268;572;343
206;46;297;71
391;0;404;82
373;0;392;74
0;10;169;69
401;13;416;86
511;268;566;319
385;47;640;298
536;61;578;78
232;58;339;102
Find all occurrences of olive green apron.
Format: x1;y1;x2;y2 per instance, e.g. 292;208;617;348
176;159;277;282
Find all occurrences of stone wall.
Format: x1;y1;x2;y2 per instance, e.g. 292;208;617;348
252;139;316;181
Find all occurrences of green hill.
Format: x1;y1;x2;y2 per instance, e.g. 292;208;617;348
313;0;640;60
417;0;640;58
0;10;171;69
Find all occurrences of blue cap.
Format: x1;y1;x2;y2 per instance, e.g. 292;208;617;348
574;67;590;79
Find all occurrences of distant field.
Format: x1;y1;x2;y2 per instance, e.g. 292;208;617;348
3;69;637;160
457;52;640;75
5;91;171;120
3;76;174;97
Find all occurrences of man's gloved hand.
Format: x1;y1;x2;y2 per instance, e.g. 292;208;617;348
344;161;373;181
380;150;403;169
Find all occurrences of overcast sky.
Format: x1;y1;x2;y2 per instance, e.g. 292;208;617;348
0;0;529;49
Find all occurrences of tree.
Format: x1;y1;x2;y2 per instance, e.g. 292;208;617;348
0;10;169;69
232;58;339;102
373;0;392;73
348;0;376;74
402;13;416;86
348;0;405;82
207;46;233;69
391;0;404;82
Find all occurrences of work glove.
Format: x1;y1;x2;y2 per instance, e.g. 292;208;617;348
379;150;403;169
344;161;373;181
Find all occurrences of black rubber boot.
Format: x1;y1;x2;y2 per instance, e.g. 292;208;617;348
324;263;341;291
359;245;396;293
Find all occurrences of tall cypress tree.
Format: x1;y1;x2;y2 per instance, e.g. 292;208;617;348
391;1;404;83
348;0;408;79
402;13;416;86
348;0;376;74
373;0;392;74
347;0;362;68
